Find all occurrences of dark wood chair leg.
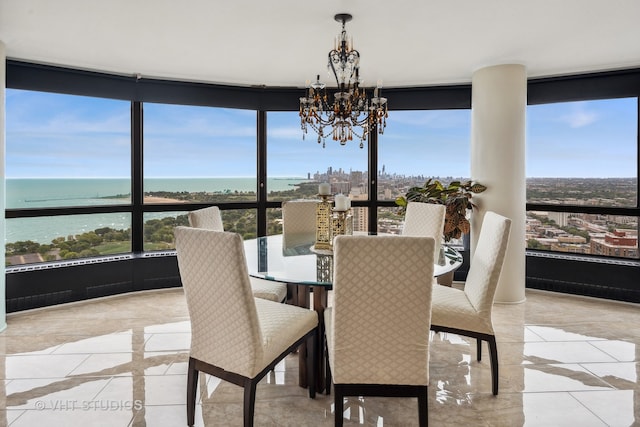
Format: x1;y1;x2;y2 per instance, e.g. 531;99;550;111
325;341;332;395
432;325;499;396
307;332;316;398
296;285;311;388
186;358;198;427
313;287;328;393
488;335;499;395
418;386;428;427
335;386;344;427
243;380;257;427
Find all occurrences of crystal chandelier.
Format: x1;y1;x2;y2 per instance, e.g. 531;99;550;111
299;13;388;149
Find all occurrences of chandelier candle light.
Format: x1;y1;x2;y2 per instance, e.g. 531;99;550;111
299;13;388;148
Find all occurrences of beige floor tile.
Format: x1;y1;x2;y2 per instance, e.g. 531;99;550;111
521;392;607;426
5;354;91;379
0;288;637;426
570;390;636;426
580;361;640;389
522;341;619;364
53;332;134;355
9;407;134;427
68;353;134;376
143;332;190;352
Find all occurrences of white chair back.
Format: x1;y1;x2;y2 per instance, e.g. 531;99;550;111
282;199;318;248
187;206;224;231
402;202;446;263
464;211;511;319
188;206;287;303
175;227;263;377
329;235;435;385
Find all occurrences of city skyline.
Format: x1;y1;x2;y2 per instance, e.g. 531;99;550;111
5;89;638;179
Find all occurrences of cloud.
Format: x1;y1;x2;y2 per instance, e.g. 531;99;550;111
559;103;599;128
143;105;256;138
387;110;470;128
267;125;301;140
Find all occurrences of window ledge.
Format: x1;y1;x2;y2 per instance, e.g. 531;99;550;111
6;254;135;273
6;249;637;274
526;249;639;267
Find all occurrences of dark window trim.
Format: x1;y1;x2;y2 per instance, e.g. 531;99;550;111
526;70;640;263
528;68;640;104
5;59;474;235
132;101;144;252
7;61;640;231
526;204;638;217
6;59;471;110
5;60;640;308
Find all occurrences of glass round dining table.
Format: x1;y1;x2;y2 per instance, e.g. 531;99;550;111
243;233;464;393
243;234;463;287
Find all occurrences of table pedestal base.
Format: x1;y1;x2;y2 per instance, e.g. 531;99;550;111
289;284;328;394
437;270;454;287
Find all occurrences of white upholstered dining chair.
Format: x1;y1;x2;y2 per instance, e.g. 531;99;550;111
325;235;435;427
187;205;224;230
402;201;446;265
187;206;287;303
430;211;511;395
281;199;318;249
174;227;318;427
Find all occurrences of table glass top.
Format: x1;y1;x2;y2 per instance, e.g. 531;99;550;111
243;234;463;288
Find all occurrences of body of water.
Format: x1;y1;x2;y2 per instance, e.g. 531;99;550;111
6;177;309;244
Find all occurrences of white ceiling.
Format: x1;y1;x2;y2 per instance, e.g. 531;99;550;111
2;0;640;88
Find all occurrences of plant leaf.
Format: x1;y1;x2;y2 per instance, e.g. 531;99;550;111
470;183;487;193
395;196;407;207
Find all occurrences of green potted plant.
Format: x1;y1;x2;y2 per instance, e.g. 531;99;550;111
395;179;487;242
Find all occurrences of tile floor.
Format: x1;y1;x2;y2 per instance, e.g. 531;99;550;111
0;287;638;426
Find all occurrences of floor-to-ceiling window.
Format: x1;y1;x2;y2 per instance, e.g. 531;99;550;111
376;109;472;239
5;89;131;266
142;103;258;246
266;111;369;234
526;97;638;259
5;61;640;308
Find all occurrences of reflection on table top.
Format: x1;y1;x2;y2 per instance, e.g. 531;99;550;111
243;234;463;288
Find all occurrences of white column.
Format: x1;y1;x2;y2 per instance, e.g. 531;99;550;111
471;64;526;304
0;41;6;330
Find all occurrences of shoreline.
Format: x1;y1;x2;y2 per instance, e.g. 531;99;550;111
143;196;185;204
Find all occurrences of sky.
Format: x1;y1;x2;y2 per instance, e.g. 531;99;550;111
5;89;638;179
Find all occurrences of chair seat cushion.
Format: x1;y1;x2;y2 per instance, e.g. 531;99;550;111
254;298;317;374
250;277;287;302
431;285;493;335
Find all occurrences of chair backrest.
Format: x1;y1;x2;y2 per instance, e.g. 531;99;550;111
187;206;224;231
402;202;446;263
464;211;511;317
174;226;263;377
282;199;318;248
330;235;435;385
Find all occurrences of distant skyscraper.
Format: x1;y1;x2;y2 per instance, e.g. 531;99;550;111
350;171;363;188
